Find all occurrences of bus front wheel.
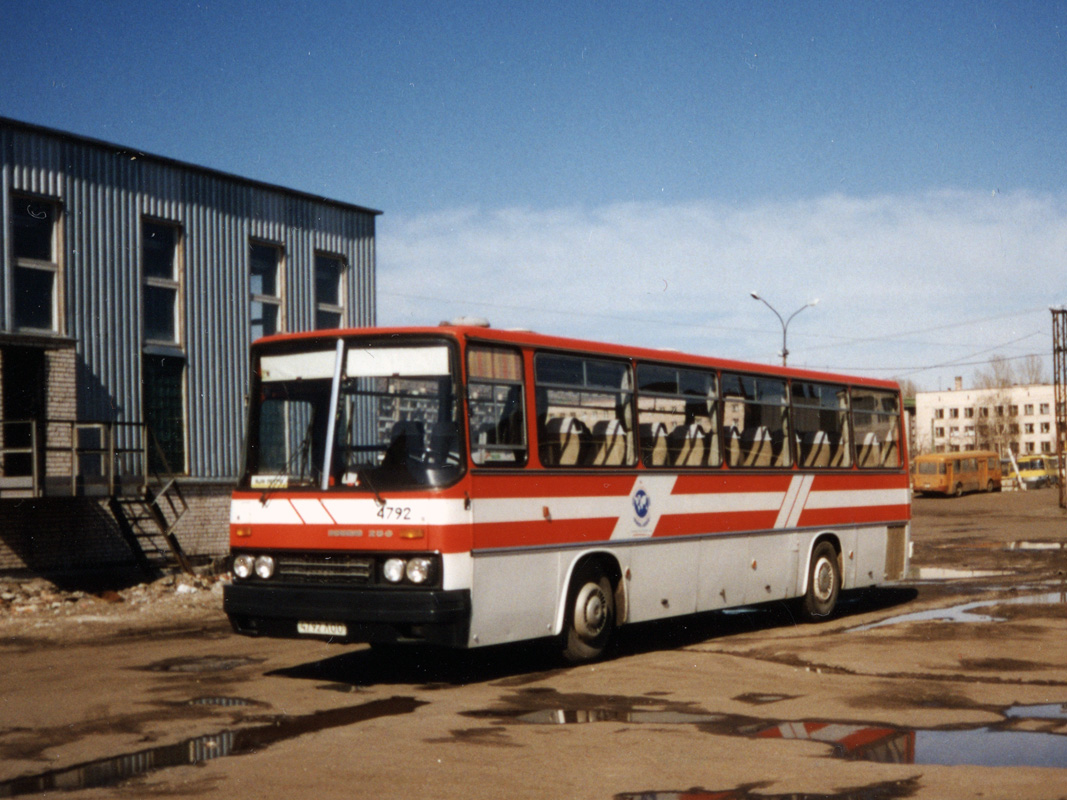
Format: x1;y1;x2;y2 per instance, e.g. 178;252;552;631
562;562;615;663
800;542;840;621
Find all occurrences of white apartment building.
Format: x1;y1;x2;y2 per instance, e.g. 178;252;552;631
914;380;1057;456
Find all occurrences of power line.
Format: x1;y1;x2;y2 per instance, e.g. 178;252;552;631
380;290;1051;377
380;290;1048;350
813;348;1049;376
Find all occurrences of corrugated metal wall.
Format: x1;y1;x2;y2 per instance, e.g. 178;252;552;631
1;119;377;480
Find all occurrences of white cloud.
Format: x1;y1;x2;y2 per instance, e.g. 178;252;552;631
377;189;1067;390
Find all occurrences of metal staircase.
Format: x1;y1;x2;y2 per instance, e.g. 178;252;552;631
108;475;192;575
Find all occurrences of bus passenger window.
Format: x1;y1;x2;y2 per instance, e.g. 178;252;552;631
792;382;851;468
468;346;527;466
534;353;635;468
852;388;901;468
721;374;791;468
636;364;719;467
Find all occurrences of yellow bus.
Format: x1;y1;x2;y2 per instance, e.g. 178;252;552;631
912;451;1001;497
1011;455;1059;489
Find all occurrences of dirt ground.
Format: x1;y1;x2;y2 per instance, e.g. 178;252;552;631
1;487;1066;800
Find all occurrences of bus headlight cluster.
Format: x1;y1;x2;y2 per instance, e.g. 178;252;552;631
382;556;434;585
232;553;275;580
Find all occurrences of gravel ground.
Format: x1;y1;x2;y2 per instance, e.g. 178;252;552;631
0;571;228;643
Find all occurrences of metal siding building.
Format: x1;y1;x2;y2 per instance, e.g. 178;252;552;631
0;117;378;574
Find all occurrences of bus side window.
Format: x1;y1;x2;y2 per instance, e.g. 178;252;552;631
467;346;527;466
534;353;635;468
636;363;719;468
792;381;851;468
721;373;791;468
852;388;901;468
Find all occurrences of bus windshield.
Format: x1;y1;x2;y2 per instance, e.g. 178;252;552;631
244;338;463;492
916;461;944;475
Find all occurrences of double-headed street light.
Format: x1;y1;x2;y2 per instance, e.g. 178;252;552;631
749;292;819;366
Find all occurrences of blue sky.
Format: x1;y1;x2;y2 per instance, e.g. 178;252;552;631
3;0;1067;389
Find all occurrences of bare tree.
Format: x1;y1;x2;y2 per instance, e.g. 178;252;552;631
895;378;920;400
974;354;1016;390
1018;354;1049;384
971;355;1022;455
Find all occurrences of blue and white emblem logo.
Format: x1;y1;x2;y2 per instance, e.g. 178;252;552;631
632;488;651;527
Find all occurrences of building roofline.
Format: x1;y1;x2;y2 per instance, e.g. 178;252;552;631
0;116;383;217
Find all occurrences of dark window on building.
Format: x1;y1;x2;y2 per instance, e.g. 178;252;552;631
11;196;60;331
251;242;283;340
143;354;186;474
314;253;344;329
142;221;181;344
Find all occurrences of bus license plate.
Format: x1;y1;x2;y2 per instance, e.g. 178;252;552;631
297;621;347;637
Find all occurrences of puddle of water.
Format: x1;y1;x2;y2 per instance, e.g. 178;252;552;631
517;709;725;725
144;655;265;673
616;777;920;800
847;591;1067;632
754;720;1067;769
1006;702;1067;720
733;692;796;706
493;691;1067;770
187;696;262;708
1008;541;1067;551
0;696;424;798
908;567;1010;581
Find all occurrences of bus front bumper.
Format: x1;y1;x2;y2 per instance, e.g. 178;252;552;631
223;583;472;647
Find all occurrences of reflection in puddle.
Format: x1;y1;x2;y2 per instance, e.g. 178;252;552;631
508;698;1067;769
616;777;920;800
1005;702;1067;720
144;655;265;673
909;567;1011;581
0;696;424;798
187;696;262;708
733;692;796;706
1008;541;1067;551
517;709;726;725
848;590;1067;631
754;720;1067;769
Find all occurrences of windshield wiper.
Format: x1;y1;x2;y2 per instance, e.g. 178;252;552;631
259;423;314;505
356;467;386;507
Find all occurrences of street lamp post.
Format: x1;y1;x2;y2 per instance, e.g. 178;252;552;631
749;292;819;366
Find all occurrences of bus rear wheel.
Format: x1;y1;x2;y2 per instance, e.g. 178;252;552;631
562;562;615;663
800;542;840;621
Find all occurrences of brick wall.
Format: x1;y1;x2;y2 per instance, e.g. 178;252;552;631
44;348;76;476
0;485;232;576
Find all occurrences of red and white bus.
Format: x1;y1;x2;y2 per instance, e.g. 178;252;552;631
224;324;910;661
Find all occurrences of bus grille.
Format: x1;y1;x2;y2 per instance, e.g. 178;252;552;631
273;553;376;586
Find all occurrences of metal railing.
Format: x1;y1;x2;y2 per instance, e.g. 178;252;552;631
0;418;177;499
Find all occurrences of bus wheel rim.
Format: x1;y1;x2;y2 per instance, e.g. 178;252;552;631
575;582;608;639
812;557;835;602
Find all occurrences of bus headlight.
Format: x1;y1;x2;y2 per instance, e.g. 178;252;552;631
383;558;406;583
233;554;254;579
406;557;433;584
254;555;275;579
